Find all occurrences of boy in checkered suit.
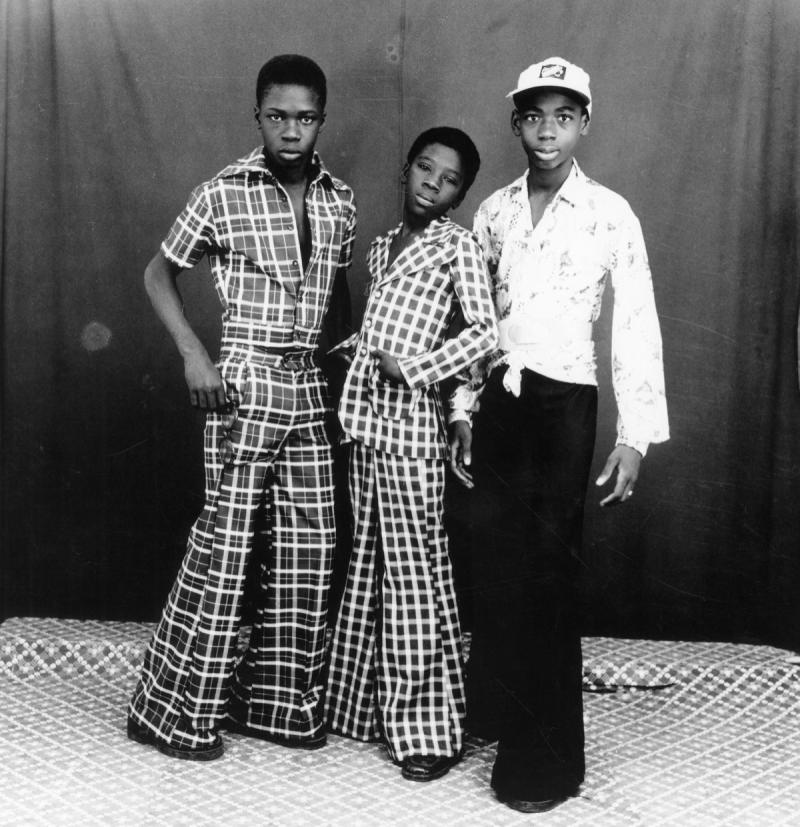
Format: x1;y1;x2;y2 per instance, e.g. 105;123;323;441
325;127;498;782
127;55;356;760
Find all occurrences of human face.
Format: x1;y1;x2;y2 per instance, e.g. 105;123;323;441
402;143;465;225
511;90;589;172
255;83;325;175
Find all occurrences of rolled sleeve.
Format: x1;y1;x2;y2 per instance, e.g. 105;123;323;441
161;184;215;269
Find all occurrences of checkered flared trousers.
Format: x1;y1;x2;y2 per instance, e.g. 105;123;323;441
325;442;465;761
129;354;335;750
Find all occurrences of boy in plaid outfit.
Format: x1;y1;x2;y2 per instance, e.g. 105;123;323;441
127;55;356;760
325;127;498;782
449;58;669;811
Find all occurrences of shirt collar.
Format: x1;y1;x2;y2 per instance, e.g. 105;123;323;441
555;160;588;206
510;159;589;208
216;147;343;190
383;215;455;247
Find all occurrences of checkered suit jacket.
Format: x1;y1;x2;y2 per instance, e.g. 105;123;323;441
337;217;498;460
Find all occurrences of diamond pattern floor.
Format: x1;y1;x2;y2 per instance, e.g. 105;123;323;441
1;618;799;826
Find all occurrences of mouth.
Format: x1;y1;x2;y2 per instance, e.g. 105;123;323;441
533;147;560;161
278;149;303;160
414;193;436;207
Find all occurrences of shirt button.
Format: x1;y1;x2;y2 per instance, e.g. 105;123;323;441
360;347;368;356
375;289;383;298
364;319;372;328
291;260;298;267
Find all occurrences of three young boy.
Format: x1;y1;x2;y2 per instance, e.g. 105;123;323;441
133;51;668;812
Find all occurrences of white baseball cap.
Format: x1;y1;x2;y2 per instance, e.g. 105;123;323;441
507;57;592;115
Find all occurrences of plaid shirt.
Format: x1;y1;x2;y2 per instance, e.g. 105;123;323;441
161;147;356;351
337;218;497;460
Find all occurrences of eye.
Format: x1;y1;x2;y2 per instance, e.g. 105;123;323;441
267;113;282;123
444;176;458;186
558;113;574;123
417;160;431;171
300;115;316;125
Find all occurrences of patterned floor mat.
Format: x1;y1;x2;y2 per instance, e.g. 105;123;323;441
1;618;798;826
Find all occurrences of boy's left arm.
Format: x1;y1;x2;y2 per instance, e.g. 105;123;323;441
597;210;670;506
390;232;498;389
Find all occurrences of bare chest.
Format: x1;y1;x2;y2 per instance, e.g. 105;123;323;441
286;187;312;269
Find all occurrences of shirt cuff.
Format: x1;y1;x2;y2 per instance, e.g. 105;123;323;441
447;411;472;426
396;355;429;390
161;241;195;270
617;440;649;458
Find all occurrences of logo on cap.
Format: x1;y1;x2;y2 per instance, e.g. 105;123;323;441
540;64;566;80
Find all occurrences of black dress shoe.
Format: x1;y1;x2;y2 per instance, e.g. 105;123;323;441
401;753;460;782
495;793;566;813
222;716;327;750
128;715;224;761
126;717;159;747
156;735;224;762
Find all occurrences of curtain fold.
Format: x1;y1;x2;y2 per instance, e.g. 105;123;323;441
2;0;798;646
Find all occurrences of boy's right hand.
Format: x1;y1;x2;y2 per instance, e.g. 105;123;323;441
449;420;474;489
184;353;227;410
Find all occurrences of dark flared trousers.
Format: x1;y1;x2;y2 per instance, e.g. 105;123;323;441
467;366;597;801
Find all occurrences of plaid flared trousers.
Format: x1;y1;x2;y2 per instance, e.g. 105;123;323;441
325;441;465;761
129;348;336;750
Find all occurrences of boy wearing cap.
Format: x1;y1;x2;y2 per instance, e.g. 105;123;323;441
449;58;668;811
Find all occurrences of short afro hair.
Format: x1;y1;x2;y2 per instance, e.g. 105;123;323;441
256;54;327;110
406;126;481;196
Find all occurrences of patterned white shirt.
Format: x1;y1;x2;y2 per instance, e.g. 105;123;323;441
450;161;669;456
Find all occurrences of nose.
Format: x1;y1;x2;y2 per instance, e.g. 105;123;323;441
538;116;556;139
283;118;300;141
423;176;440;192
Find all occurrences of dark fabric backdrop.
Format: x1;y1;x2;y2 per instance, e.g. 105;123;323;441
2;0;799;646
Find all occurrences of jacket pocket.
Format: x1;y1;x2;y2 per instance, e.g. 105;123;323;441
368;366;421;420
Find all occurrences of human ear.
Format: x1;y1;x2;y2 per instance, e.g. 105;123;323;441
319;112;327;131
253;105;260;124
511;109;521;136
580;112;590;135
400;163;409;183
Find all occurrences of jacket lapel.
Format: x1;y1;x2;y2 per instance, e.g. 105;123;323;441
367;227;396;284
374;218;456;287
